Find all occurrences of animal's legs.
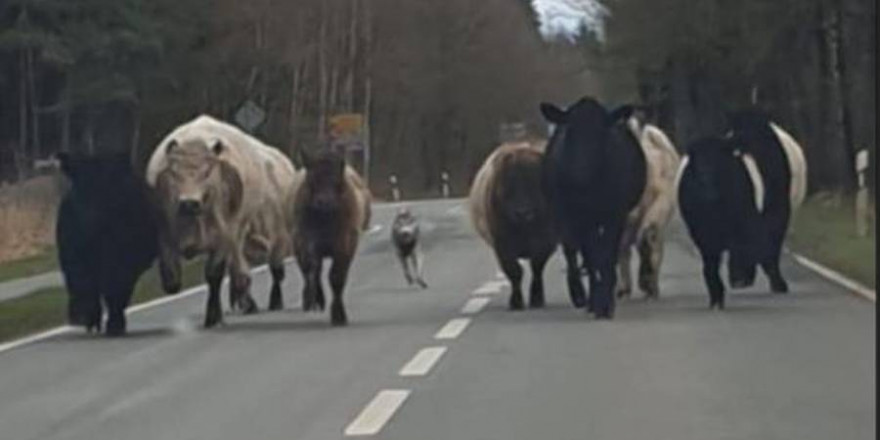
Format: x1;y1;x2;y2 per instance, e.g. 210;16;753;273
412;251;428;288
529;251;551;308
563;243;587;308
204;252;226;328
268;264;285;310
329;254;353;326
701;251;725;309
637;225;662;299
496;249;524;310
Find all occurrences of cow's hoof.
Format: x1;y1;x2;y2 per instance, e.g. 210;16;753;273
709;301;725;310
569;294;587;309
616;288;631;299
105;326;126;337
508;295;525;311
529;297;545;309
771;281;789;294
592;310;614;320
105;318;126;337
240;297;259;315
330;305;348;326
204;311;223;328
417;279;428;289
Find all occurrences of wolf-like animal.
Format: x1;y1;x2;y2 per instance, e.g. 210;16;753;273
391;207;428;288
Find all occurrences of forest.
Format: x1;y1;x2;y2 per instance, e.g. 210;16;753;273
0;0;874;196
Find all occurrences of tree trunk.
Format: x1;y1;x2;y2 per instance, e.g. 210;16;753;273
317;1;328;142
27;48;40;161
819;0;854;191
60;103;71;153
18;49;28;180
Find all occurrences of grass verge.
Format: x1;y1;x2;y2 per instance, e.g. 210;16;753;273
788;194;875;289
0;248;58;284
0;260;205;343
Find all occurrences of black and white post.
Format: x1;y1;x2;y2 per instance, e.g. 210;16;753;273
389;174;401;202
855;149;869;237
440;171;450;198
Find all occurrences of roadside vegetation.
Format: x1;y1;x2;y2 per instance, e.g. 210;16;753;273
0;261;205;343
788;193;875;288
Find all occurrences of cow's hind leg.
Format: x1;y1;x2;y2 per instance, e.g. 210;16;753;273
268;264;285;311
329;253;353;326
616;224;637;298
529;250;551;309
637;225;662;299
760;245;788;293
701;251;725;309
103;271;137;337
616;245;633;298
563;244;587;308
204;253;226;328
496;249;524;310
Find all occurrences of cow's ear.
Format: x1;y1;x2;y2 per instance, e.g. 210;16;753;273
56;152;75;179
539;103;567;124
608;105;635;125
211;139;224;156
165;140;178;154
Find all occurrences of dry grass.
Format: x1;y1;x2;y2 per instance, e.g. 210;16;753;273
0;176;64;264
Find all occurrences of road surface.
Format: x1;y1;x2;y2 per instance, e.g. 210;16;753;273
0;199;874;440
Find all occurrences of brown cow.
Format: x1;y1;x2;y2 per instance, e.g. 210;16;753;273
291;148;371;326
146;115;299;327
469;140;557;309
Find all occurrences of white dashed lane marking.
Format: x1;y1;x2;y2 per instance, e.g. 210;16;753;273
434;318;471;340
398;346;448;377
344;389;411;436
461;297;491;314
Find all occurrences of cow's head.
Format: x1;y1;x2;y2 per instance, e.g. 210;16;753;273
539;98;635;187
494;148;547;226
300;148;347;214
58;151;135;210
156;138;241;219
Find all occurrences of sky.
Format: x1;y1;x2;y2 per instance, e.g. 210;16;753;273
531;0;609;42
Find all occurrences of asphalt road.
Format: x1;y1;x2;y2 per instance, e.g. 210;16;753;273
0;199;874;440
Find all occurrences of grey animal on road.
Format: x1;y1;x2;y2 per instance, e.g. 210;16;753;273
391;208;428;288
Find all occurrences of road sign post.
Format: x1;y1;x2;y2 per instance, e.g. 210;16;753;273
441;171;450;198
329;113;369;185
389;174;400;201
855;149;870;237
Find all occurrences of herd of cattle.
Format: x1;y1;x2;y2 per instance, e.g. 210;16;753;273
53;95;806;336
469;96;806;318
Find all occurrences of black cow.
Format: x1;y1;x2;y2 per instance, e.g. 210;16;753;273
678;110;806;308
676;137;764;309
56;152;158;336
540;97;647;319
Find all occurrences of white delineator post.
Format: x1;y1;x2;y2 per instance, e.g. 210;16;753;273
389;174;400;202
855;149;869;237
441;171;450;198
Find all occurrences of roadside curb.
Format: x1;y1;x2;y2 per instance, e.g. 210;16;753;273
788;250;876;303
